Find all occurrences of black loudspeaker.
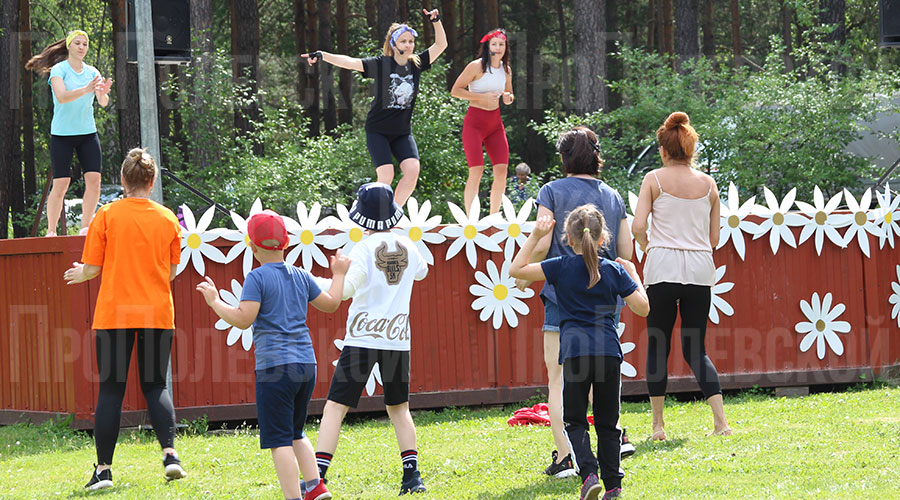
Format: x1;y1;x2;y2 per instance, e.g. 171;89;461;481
127;0;191;63
882;0;900;47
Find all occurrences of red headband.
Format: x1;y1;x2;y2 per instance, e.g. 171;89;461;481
480;31;507;44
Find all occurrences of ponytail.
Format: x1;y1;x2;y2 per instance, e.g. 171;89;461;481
121;148;157;193
564;205;610;289
25;38;68;74
656;111;699;164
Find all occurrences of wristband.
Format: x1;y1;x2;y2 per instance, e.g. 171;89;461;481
430;13;441;23
308;51;323;61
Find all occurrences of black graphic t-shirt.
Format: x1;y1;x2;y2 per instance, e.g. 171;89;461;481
361;50;432;135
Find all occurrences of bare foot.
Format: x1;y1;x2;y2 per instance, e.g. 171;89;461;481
706;427;733;437
46;231;57;237
650;428;667;441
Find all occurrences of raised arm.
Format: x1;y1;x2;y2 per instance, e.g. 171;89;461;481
302;51;364;72
196;277;261;330
424;9;448;62
51;75;100;104
509;214;555;282
310;250;351;313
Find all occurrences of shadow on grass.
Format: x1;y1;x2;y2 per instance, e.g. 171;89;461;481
633;436;687;455
476;476;579;500
67;483;129;498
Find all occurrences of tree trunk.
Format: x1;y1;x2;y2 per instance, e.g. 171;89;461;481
819;0;846;74
486;0;499;30
525;0;547;172
336;0;352;125
606;0;621;110
556;0;571;109
109;0;141;178
730;0;742;67
422;0;433;46
647;0;656;51
674;0;699;72
399;0;409;22
305;0;320;136
662;0;674;55
231;0;263;154
378;0;399;42
702;0;715;58
457;0;466;71
573;0;606;114
189;0;217;171
441;0;459;89
319;0;337;131
625;0;637;49
473;0;487;55
20;0;35;198
0;0;22;238
365;0;378;40
781;1;794;71
656;0;665;52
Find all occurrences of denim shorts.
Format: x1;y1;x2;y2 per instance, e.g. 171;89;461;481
542;299;560;333
255;363;317;449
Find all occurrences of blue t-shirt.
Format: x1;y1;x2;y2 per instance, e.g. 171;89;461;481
541;256;638;364
535;177;627;305
48;60;100;136
241;262;322;370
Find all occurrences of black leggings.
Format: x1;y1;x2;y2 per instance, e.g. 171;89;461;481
645;283;722;398
50;133;102;179
94;329;176;465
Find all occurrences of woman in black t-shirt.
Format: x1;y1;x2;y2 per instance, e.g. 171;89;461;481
304;9;447;207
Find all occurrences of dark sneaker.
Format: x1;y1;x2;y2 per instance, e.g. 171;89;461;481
620;428;636;459
164;453;187;481
580;473;603;500
304;480;332;500
602;487;622;499
85;466;113;490
544;450;577;478
399;470;426;495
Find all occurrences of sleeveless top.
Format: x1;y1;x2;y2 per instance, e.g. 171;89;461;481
468;63;506;95
643;170;716;287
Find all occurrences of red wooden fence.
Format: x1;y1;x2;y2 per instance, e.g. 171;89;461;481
1;221;898;428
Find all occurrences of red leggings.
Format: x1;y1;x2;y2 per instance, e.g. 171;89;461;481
462;106;509;167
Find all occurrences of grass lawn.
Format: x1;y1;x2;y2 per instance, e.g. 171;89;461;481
2;385;899;499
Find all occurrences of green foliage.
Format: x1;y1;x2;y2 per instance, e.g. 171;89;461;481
179;415;209;436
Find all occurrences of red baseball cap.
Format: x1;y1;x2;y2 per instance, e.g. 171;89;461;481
247;210;288;250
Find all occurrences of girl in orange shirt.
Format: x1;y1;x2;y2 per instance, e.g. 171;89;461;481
64;149;186;490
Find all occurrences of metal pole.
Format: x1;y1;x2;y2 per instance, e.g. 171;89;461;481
134;0;163;204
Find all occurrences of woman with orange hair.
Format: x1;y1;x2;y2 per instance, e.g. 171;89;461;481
632;112;732;440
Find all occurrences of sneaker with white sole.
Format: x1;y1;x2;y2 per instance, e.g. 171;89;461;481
620;428;636;459
399;470;426;495
164;453;187;481
84;466;113;490
580;473;603;500
543;450;577;478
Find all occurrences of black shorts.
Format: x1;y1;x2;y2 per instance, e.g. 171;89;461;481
327;346;410;408
50;133;102;179
365;131;419;167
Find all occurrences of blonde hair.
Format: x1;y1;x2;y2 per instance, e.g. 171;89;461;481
564;204;610;289
656;111;698;165
121;148;157;193
382;23;421;67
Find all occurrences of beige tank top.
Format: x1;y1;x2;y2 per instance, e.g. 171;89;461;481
643;171;716;286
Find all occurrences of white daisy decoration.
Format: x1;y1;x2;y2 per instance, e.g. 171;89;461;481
717;182;759;260
176;204;228;277
708;265;734;325
794;186;846;255
221;198;264;277
489;195;536;261
284;201;330;271
795;292;851;360
752;187;806;255
322;203;367;253
889;265;900;328
469;260;534;329
439;197;503;269
835;188;884;258
616;322;637;378
333;339;382;396
875;184;900;249
392;197;445;266
215;279;253;351
626;192;646;262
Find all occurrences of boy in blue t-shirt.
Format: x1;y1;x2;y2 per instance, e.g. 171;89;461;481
197;210;349;500
510;205;649;500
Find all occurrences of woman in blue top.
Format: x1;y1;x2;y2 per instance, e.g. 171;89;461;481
26;30;112;236
515;127;634;477
302;10;447;208
511;208;649;500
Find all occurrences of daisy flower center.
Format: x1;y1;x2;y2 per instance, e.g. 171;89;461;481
493;284;508;300
773;212;784;226
886;212;893;225
854;211;867;226
409;227;423;242
349;227;364;242
244;234;252;246
815;211;827;225
301;230;314;245
508;223;521;238
464;225;477;240
815;319;826;332
728;215;740;229
187;233;202;249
